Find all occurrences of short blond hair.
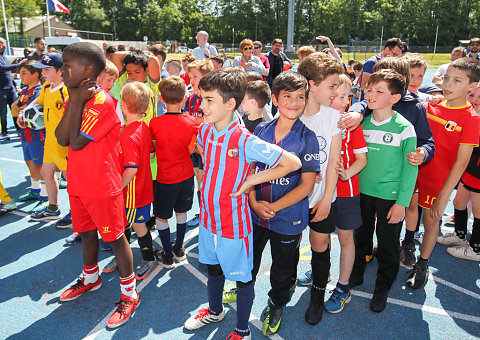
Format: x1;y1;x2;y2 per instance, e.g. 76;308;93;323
338;73;352;87
120;81;153;114
102;59;119;78
187;59;214;76
403;53;428;72
296;46;316;60
166;59;182;73
182;52;196;63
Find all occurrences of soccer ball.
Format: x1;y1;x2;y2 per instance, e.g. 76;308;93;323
24;104;44;130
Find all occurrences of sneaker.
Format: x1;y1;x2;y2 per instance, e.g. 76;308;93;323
56;211;72;229
370;289;388;313
171;243;186;261
401;242;417;267
186;214;199;228
30;206;61;221
226;328;251;340
222;283;237;303
107;292;141;328
184;307;225;330
17;191;40;202
298;270;312;286
444;215;455;225
414;231;424;244
59;277;102;302
65;232;81;244
324;287;351;314
262;300;283;336
58;176;67;189
447;244;480;261
0;201;16;216
135;260;158;280
102;258;118;273
437;232;467;246
2;133;10;141
157;250;175;269
406;261;429;290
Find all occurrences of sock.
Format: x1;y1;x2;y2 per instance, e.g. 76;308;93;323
403;230;415;245
82;263;99;285
207;273;225;315
124;224;132;243
120;272;137;298
174;214;187;250
337;280;350;293
416;206;423;232
418;256;429;268
454;208;468;239
40;181;47;199
311;248;330;302
138;232;155;261
47;203;59;212
236;282;254;334
31;178;40;194
156;220;172;257
196;191;201;212
470;217;480;253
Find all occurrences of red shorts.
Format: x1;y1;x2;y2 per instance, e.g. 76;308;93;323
417;182;440;209
70;193;127;242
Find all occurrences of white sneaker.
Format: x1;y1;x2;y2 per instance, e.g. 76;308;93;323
437;232;467;246
184;307;225;330
447;244;480;261
444;215;455;226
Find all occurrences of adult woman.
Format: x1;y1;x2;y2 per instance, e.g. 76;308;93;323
232;39;266;75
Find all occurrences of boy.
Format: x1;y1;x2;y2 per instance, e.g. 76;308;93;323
249;71;319;336
296;52;343;325
148;44;169;79
408;58;480;288
180;52;196;86
404;53;431;103
352;69;417;312
55;42;138;328
183;68;301;339
241;80;271;133
150;76;199;268
166;59;182;77
13;61;47;203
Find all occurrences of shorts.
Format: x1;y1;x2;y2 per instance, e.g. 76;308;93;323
198;226;253;282
417;182;440;209
70;193;127;242
333;196;362;230
22;138;44;165
461;179;480;194
309;206;336;234
43;139;68;171
190;152;203;170
126;203;151;224
153;176;194;219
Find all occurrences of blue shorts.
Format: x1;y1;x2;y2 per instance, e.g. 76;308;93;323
333;195;362;230
198;226;253;283
125;203;151;224
190;152;203;170
21;137;44;165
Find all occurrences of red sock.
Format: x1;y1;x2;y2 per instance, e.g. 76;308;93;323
120;272;137;298
83;263;99;285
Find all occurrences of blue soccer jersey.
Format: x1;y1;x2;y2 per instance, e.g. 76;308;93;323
252;118;320;235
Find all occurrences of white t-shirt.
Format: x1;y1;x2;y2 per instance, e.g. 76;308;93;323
300;105;341;207
434;63;449;78
416;91;432;103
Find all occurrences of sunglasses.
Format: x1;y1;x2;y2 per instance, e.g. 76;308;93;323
471;44;480;47
254;46;262;49
243;47;253;50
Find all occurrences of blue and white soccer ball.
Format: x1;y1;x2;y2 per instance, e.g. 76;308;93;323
24;104;44;130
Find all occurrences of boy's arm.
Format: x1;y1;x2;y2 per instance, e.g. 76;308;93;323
336;152;367;181
340;101;369;130
316;36;342;63
147;55;160;83
122;168;138;188
267;172;316;213
111;51;128;74
410;104;435;164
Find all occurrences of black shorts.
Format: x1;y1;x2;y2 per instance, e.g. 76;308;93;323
308;206;335;234
153;176;194;219
333;196;362;230
190;153;203;170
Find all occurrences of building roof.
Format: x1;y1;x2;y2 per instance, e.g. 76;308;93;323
8;15;75;35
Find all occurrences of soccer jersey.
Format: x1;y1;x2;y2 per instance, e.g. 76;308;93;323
418;101;480;205
67;88;122;198
121;120;154;208
360;112;418;207
18;84;44;142
185;93;203;122
198;120;285;240
252;118;320;235
300;105;342;207
150;112;199;184
337;126;368;198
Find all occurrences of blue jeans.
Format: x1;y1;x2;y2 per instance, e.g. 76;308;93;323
0;88;16;135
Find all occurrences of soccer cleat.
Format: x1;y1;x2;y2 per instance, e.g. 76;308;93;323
226;328;251;340
262;300;283;336
401;242;417;267
444;215;455;226
0;201;16;216
30;206;62;221
324;287;351;314
157;250;175;269
414;231;424;244
298;269;312;286
186;214;199;228
437;232;467;246
65;232;81;245
447;244;480;261
56;211;72;229
222;283;238;303
406;261;429;290
370;289;388;313
135;260;158;280
103;258;118;273
17;191;40;202
184;307;225;330
107;292;141;328
171;243;186;261
59;277;102;302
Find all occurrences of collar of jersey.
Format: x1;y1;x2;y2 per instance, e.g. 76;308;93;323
49;82;64;93
370;112;395;126
440;101;471;110
212;119;238;137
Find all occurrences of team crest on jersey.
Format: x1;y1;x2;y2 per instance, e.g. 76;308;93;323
383;133;393;143
445;121;457;132
341;129;347;139
55;100;63;110
228;148;239;158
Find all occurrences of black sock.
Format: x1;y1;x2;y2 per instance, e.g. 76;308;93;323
207;272;225;315
311;248;330;302
337;281;350;293
416;206;423;232
138;232;155;261
418;257;429;268
403;230;415;245
174;222;187;250
48;203;58;211
454;208;468;239
470;217;480;253
124;224;132;243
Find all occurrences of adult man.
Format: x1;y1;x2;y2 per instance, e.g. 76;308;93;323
253;41;270;79
467;37;480;60
192;31;217;60
0;38;18;140
358;38;403;100
27;37;46;61
432;47;467;85
265;39;291;89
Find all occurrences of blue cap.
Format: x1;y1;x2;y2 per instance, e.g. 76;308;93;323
418;83;442;94
32;52;63;69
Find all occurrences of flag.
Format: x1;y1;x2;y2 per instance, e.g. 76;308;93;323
47;0;71;14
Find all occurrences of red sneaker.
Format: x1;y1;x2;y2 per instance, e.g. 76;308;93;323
60;277;102;302
107;292;141;328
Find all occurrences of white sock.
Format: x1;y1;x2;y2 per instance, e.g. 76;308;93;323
120;272;137;298
31;178;41;193
40;181;48;199
82;264;99;285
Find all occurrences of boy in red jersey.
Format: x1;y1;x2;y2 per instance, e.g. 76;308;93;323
407;58;480;289
55;42;139;329
150;76;199;268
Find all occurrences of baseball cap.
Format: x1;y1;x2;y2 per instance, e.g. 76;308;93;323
32;52;63;69
418;83;443;94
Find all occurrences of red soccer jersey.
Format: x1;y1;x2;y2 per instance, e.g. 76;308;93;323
418;101;480;198
67;88;122;198
337;125;368;197
121;120;154;208
149;112;199;184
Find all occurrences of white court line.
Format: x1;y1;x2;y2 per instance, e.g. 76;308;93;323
0;157;24;164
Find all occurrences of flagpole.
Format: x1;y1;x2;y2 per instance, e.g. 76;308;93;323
45;0;51;37
1;0;10;54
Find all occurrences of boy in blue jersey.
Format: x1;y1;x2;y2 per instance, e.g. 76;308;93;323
183;68;301;340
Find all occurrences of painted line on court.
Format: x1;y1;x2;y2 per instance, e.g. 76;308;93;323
0;157;24;164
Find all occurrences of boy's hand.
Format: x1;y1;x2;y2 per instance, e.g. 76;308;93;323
68;79;96;104
231;177;254;197
311;198;331;222
16;113;27;129
387;203;405;224
315;35;330;42
251;200;276;220
430;196;447;221
315;172;323;183
336;157;348;181
338;112;362;130
407;147;425;166
428;95;444;105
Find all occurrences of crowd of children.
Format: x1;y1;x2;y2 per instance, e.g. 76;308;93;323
1;37;480;339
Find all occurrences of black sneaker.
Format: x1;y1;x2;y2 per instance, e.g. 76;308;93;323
262;299;283;336
156;250;175;269
146;216;156;231
401;242;416;267
406;261;429;289
171;243;186;261
370;289;388;313
349;275;364;288
304;297;323;325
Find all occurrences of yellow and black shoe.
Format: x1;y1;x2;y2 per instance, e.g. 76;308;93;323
262;299;283;336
